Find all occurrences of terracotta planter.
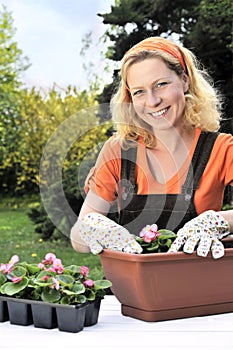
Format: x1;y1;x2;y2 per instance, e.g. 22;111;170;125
100;238;233;322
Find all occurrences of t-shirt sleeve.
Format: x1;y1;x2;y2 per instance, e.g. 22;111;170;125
217;133;233;186
84;136;122;202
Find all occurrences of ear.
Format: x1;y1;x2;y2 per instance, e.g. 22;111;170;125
182;73;190;93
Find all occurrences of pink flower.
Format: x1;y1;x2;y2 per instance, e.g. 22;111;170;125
9;255;19;264
12;276;23;283
52;278;60;290
44;253;56;263
38;262;45;269
0;255;19;274
139;224;160;243
83;279;94;288
41;275;50;282
38;254;56;269
52;258;64;274
38;254;64;273
80;266;89;277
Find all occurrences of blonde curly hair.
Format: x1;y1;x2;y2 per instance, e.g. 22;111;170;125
110;37;223;148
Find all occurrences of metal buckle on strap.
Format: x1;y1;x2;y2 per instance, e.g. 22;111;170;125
184;188;193;201
121;179;135;201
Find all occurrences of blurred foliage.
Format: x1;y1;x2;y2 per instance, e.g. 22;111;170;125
0;5;30;193
28;122;111;241
0;6;113;239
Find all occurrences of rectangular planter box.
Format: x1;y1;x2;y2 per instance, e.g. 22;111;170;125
100;238;233;322
0;296;102;332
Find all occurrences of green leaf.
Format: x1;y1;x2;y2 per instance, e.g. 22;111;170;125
146;244;160;252
93;280;112;290
61;289;77;296
71;282;85;294
33;271;55;287
158;229;176;236
23;263;41;275
36;270;55;279
64;265;81;273
0;277;28;296
41;287;60;303
11;265;27;277
74;295;86;304
56;274;74;286
85;289;96;301
0;273;7;286
60;296;70;304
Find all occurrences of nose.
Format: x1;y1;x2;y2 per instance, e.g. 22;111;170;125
146;90;161;107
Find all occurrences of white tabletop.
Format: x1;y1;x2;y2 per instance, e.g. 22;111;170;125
1;295;233;350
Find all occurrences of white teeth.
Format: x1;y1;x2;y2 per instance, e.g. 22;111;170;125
150;108;168;117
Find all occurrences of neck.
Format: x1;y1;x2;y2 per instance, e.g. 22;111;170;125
152;125;195;153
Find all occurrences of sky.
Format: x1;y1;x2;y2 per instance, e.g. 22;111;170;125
1;0;116;90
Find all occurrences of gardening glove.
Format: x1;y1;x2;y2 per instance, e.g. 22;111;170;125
168;210;230;259
78;212;143;255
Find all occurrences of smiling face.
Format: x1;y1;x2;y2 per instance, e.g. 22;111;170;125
127;58;189;132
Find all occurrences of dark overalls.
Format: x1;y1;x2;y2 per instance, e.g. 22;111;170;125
108;132;218;235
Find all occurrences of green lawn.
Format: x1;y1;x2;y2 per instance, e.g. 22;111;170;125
0;198;104;280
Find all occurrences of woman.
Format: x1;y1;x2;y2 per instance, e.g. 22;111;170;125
70;37;233;259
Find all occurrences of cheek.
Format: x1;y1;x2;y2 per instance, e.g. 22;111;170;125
170;87;186;106
132;100;144;114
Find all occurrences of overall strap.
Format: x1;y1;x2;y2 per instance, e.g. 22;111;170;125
120;146;137;199
182;132;219;199
120;132;219;199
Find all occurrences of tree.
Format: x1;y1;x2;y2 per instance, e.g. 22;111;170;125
99;0;200;61
0;5;30;193
183;0;233;132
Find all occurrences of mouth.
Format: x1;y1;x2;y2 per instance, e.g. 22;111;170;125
148;107;170;118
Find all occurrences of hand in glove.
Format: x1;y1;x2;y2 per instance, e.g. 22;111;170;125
168;210;230;259
77;212;143;255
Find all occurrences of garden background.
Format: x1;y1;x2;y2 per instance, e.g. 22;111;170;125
0;0;232;278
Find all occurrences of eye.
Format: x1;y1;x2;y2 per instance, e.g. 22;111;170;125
132;89;144;96
156;81;168;88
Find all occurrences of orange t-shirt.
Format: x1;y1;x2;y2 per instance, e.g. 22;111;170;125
86;129;233;215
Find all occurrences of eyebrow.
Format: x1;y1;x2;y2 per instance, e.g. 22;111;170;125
128;76;172;91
